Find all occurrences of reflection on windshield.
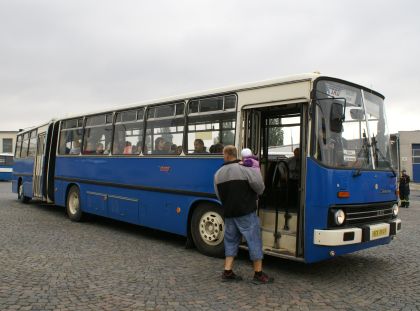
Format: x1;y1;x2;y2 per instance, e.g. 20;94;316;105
363;91;392;169
314;80;392;171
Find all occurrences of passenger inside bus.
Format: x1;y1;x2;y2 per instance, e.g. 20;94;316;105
69;140;81;155
83;141;96;155
193;139;208;154
170;144;178;154
153;137;166;154
123;141;132;154
210;143;224;153
96;143;104;154
163;141;172;153
132;141;142;154
104;143;111;155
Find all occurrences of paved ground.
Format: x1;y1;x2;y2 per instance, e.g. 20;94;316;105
0;181;419;311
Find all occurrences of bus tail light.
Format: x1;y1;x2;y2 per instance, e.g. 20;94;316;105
337;191;350;198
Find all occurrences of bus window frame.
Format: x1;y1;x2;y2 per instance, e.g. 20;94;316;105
15;134;23;159
27;129;38;158
310;77;387;172
58;117;85;156
82;113;113;156
144;101;185;156
113;108;145;156
186;93;237;155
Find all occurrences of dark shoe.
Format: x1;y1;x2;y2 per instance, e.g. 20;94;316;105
252;272;274;284
222;271;243;282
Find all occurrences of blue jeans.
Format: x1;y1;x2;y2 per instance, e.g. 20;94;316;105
224;212;263;261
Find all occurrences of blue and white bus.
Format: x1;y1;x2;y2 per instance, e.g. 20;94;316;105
0;153;13;181
12;73;401;263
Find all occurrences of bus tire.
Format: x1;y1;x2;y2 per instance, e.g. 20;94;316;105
66;186;83;222
18;181;30;204
191;204;225;258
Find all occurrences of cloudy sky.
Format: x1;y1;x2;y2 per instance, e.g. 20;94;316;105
0;0;419;133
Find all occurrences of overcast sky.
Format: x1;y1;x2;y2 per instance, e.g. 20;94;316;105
0;0;419;133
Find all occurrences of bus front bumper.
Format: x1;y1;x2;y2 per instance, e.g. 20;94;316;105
314;219;401;246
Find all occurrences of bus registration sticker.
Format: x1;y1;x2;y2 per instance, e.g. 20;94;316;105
370;224;389;240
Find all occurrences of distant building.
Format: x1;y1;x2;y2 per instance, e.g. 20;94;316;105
390;130;420;182
0;131;18;154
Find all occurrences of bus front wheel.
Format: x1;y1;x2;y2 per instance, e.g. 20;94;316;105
18;182;30;203
191;204;225;258
66;186;83;221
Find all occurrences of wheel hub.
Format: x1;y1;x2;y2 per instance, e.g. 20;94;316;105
19;185;23;198
69;193;79;215
199;211;224;246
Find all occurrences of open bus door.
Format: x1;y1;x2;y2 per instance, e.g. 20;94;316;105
242;102;307;260
33;132;46;200
45;122;59;203
31;122;58;203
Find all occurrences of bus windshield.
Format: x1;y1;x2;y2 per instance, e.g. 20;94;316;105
314;80;392;171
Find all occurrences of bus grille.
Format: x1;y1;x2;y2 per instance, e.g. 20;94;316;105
330;202;395;227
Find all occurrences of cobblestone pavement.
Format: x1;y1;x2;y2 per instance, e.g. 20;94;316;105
0;181;419;311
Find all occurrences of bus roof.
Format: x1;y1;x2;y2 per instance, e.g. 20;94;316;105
18;72;383;131
58;72;322;121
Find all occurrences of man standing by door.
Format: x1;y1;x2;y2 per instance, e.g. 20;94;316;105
214;145;273;284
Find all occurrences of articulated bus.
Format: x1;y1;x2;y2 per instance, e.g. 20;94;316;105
0;153;13;181
12;73;401;263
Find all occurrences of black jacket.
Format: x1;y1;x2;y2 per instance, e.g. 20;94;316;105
214;160;265;218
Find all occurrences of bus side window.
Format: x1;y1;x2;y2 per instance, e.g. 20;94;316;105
27;130;38;157
187;95;236;154
15;135;23;158
113;109;144;155
83;114;112;155
59;119;83;155
144;103;184;155
20;132;30;158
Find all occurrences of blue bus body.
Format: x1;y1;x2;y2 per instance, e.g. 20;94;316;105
11;74;401;263
304;158;397;263
11;157;34;192
0;154;14;181
53;156;223;236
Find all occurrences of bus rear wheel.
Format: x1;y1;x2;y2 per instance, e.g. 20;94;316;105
18;182;30;203
191;204;225;258
66;186;83;221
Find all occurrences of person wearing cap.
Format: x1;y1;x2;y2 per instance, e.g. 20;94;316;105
399;169;410;208
240;148;260;173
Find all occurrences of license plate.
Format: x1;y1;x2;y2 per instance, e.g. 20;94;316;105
372;228;388;238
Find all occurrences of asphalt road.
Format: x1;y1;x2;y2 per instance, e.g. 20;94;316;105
0;181;419;311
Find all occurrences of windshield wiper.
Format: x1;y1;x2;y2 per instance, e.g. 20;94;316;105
371;135;396;177
352;130;370;177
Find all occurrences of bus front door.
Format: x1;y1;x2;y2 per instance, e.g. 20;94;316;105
33;133;46;200
243;104;303;259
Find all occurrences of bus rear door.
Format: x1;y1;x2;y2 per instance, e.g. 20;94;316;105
33;132;46;200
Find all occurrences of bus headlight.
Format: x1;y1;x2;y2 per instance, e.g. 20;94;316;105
334;209;346;225
392;204;399;217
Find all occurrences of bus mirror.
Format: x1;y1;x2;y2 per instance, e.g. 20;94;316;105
330;99;346;133
350;108;365;121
